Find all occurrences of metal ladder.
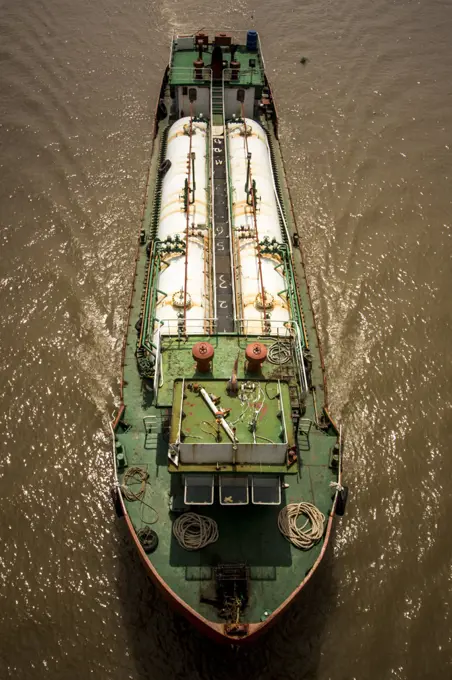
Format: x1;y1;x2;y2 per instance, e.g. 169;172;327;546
211;83;223;125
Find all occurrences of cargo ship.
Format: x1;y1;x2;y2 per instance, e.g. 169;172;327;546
110;30;347;644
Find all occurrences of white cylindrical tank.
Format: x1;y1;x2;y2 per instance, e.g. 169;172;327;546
227;118;290;335
155;117;209;334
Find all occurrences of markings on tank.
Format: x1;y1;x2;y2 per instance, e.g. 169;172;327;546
212;130;233;329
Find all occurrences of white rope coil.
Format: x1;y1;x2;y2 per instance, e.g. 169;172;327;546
278;502;325;550
173;512;219;551
120;466;159;525
121;467;148;501
267;341;291;365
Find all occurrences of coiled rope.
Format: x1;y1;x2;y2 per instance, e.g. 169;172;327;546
172;512;219;551
121;467;148;501
120;466;159;525
267;341;291;365
278;502;325;550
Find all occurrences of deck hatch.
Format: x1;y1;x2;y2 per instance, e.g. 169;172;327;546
184;474;215;505
219;475;249;506
251;475;281;505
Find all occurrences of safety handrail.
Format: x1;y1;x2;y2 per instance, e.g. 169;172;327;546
153;316;308;397
278;380;288;443
153;326;162;393
256;32;266;69
158;317;218;336
169;66;212;82
222;68;260;85
234;317;309;396
109;414;119;487
171;29;260;41
286;319;309;396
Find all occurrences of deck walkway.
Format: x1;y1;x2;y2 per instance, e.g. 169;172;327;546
211;84;234;332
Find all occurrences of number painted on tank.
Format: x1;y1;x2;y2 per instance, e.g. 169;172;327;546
216;241;225;251
219;300;228;309
219;274;228;289
216;225;224;235
215;159;223;166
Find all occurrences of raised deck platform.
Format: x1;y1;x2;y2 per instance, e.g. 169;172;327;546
116;416;336;624
118;324;337;624
170;41;265;87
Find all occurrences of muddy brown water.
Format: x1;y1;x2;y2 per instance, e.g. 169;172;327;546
1;0;452;678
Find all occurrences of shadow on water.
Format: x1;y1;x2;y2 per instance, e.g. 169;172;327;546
114;518;338;680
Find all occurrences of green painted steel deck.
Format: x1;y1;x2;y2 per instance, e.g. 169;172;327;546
171;379;293;445
114;31;341;635
168;378;297;479
170;43;264;87
157;334;300;407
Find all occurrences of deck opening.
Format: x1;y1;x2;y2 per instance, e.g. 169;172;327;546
251;475;281;505
184;474;215;505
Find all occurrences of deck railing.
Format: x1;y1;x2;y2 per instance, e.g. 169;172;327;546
153;326;163;394
171;30;261;45
157;317;219;336
222;67;261;86
109;415;119;487
287;320;309;397
169;66;212;83
150;315;308;401
169;30;265;84
235;318;309;396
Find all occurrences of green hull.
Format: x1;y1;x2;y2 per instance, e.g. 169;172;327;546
112;30;344;643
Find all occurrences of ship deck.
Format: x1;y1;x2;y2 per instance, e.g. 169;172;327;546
170;43;265;87
115;72;339;626
119;270;337;624
117;364;336;622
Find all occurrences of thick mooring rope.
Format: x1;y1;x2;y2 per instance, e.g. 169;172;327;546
120;466;159;525
173;512;219;551
267;341;291;365
278;502;325;550
121;467;148;501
